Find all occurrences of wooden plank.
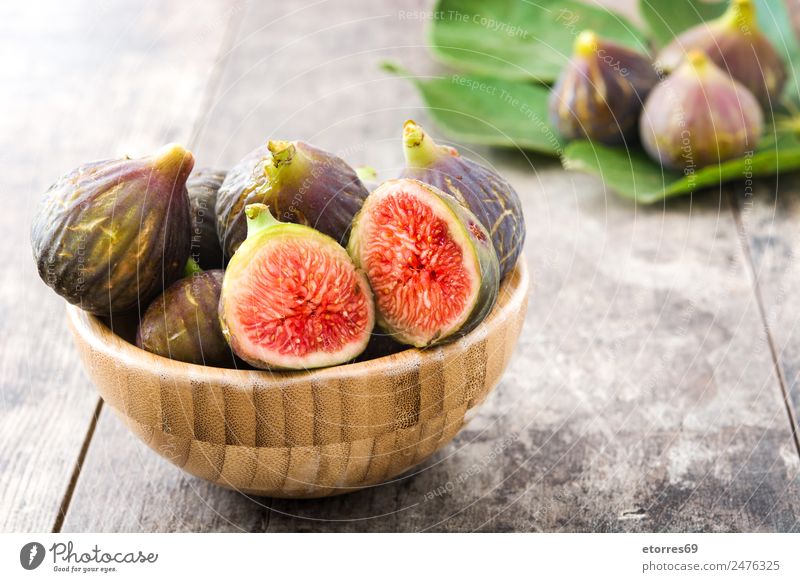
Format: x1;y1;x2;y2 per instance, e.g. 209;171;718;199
0;0;232;532
734;177;800;445
61;0;431;533
266;182;800;532
61;0;800;532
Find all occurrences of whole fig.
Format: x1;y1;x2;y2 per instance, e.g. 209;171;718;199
657;0;786;108
215;140;368;261
137;262;235;367
187;168;226;270
640;51;764;170
549;30;659;145
400;120;524;280
31;144;193;315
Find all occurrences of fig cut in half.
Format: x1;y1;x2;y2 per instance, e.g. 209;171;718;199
219;203;374;370
348;179;499;348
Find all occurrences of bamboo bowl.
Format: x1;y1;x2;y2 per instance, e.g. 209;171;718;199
66;261;529;498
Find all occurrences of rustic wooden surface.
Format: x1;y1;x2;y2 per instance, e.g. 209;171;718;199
2;0;799;532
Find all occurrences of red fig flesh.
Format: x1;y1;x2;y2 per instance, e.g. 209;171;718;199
400;121;524;280
348;179;499;348
220;204;374;370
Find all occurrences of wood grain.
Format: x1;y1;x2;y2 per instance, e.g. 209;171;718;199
66;262;528;498
734;177;800;443
0;0;231;532
57;0;800;532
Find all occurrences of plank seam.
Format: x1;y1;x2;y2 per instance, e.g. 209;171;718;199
56;3;247;530
728;189;800;458
52;398;103;533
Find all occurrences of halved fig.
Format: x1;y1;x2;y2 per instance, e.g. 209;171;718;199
348;179;499;348
219;203;374;370
400;120;525;281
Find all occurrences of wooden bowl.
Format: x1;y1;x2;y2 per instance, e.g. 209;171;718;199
66;261;529;498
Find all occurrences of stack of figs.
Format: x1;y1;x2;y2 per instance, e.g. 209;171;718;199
548;0;782;170
31;121;525;371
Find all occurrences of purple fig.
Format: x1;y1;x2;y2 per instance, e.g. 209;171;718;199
640;50;764;170
549;30;659;145
137;262;237;367
187;168;226;270
215;140;368;261
31;144;193;315
400;120;524;280
657;0;786;108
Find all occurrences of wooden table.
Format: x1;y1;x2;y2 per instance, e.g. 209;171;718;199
2;0;799;532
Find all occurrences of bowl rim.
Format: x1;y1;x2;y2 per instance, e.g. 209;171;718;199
67;259;529;383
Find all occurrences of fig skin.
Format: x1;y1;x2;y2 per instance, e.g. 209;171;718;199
215;140;368;261
136;266;237;368
640;51;764;170
549;30;659;145
220;204;375;370
31;143;194;315
355;332;407;362
187;168;226;270
657;0;786;109
348;179;499;348
400;120;524;281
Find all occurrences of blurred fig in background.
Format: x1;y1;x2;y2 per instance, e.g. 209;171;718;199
549;30;659;145
640;51;764;171
657;0;786;109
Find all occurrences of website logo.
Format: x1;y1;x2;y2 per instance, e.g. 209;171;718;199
20;542;46;570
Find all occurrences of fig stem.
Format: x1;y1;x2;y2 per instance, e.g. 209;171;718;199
686;50;710;71
152;143;194;177
721;0;756;31
574;30;598;58
268;140;295;165
380;61;412;77
184;257;203;277
403;120;441;167
264;140;304;188
356;166;378;183
245;203;281;238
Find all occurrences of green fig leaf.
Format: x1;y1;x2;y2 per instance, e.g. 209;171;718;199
562;128;800;204
429;0;648;82
753;0;800;108
753;0;796;51
639;0;726;47
382;63;563;154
